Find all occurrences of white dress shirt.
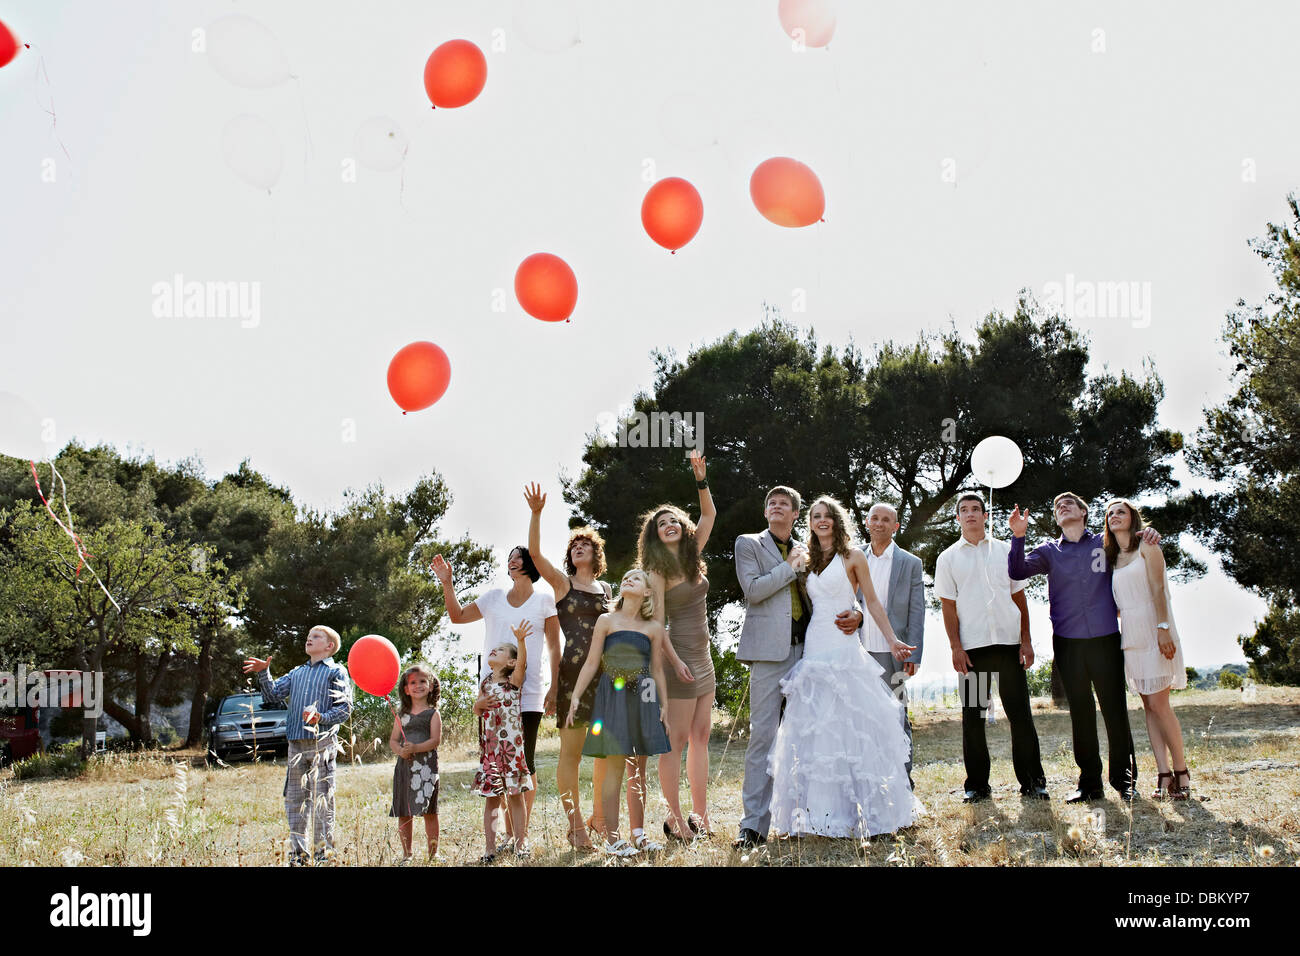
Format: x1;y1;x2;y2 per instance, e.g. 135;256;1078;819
863;541;895;652
934;534;1025;650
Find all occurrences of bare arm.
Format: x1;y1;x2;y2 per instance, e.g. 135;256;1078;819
429;555;483;624
648;570;692;683
689;450;716;553
543;615;562;715
851;550;912;659
389;716;405;756
1140;540;1171;622
509;620;529;689
567;617;609;724
649;623;671;735
940;597;972;675
424;710;442;751
525;483;570;599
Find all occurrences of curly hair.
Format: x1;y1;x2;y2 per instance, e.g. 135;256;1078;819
806;495;855;574
1101;497;1145;568
563;526;607;578
398;663;440;714
637;504;706;584
614;569;656;621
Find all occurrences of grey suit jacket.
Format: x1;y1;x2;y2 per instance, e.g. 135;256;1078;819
735;530;807;664
857;545;925;666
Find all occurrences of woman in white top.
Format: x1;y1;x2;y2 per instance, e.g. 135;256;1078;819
1103;498;1189;800
431;547;560;824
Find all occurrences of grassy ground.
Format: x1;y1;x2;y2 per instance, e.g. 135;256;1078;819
2;687;1297;867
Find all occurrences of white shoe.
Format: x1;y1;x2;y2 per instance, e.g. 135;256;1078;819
601;839;639;858
631;832;663;852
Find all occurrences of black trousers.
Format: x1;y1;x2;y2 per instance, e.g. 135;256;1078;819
1052;633;1137;793
959;643;1046;793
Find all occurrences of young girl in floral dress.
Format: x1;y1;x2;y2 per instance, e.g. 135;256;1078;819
472;621;532;862
390;664;442;864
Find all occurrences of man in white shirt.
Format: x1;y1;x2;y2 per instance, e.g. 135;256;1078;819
935;492;1048;803
843;503;925;785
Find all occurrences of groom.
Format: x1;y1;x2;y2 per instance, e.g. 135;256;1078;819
733;485;862;849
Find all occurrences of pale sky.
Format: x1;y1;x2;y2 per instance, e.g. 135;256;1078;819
3;0;1293;683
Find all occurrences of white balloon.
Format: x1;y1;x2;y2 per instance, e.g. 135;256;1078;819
205;15;291;89
222;114;283;191
353;116;410;172
0;392;54;462
658;93;719;151
971;435;1024;489
512;0;581;53
778;0;837;48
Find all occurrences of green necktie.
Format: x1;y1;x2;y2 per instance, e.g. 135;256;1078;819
774;539;803;622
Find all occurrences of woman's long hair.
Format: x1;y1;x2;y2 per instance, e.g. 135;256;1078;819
806;495;854;574
613;568;656;621
1102;497;1145;568
636;504;706;584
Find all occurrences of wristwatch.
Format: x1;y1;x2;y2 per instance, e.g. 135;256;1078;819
1156;623;1170;630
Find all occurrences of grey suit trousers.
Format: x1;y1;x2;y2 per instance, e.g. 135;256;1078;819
740;642;804;835
869;650;914;783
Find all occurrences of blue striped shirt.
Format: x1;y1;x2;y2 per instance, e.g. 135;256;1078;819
257;657;353;741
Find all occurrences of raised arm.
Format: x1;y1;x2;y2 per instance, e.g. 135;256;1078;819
1007;506;1050;580
509;620;531;690
525;482;570;598
734;535;800;605
688;450;716;553
429;555;483;624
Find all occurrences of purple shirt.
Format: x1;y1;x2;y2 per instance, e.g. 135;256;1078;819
1007;533;1119;640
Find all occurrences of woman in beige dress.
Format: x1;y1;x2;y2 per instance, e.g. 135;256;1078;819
1104;498;1190;799
638;449;715;840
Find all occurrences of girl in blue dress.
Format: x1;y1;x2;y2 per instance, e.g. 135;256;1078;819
565;568;672;858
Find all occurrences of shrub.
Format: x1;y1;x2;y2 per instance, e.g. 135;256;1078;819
13;742;85;780
1218;670;1244;690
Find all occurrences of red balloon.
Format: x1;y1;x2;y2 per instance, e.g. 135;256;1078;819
0;20;20;70
641;177;704;252
387;341;451;414
423;39;487;108
750;157;825;227
347;634;401;697
515;253;578;322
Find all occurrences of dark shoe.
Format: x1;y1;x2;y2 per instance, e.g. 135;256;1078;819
1170;768;1191;801
1115;786;1138;802
732;827;766;849
962;789;992;803
663;820;690;843
289;852;309;867
1152;771;1173;800
1020;785;1050;800
1065;788;1105;803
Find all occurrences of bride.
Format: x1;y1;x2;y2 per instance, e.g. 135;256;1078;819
768;495;924;838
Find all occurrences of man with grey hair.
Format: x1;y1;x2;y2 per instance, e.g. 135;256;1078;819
840;502;925;786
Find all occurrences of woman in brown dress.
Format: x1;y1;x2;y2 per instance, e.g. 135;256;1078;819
525;482;614;852
638;449;716;841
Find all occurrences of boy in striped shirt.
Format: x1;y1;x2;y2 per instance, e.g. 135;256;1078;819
243;625;353;865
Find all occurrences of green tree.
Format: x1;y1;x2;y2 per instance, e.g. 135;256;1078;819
564;300;1195;632
1187;195;1300;685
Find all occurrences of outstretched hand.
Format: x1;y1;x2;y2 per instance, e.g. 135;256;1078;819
429;554;453;584
242;655;271;674
511;619;534;642
1007;505;1030;538
524;482;547;513
688;448;707;482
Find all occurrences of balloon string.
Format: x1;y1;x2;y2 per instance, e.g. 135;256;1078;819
28;460;121;612
386;695;409;744
27;42;71;161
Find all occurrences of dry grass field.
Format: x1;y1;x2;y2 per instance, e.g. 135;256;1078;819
3;687;1297;867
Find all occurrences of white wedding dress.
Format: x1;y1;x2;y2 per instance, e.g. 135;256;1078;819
767;552;923;837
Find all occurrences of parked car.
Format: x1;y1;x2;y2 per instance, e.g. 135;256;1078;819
206;693;289;764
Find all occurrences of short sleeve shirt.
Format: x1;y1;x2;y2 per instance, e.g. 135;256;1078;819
476;587;557;713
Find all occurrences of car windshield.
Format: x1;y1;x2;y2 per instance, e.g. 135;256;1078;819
218;696;280;716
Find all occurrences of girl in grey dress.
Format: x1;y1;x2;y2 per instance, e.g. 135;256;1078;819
390;665;442;862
